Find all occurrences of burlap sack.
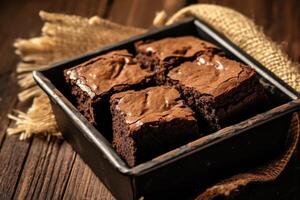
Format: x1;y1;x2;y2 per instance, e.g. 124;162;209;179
6;4;300;200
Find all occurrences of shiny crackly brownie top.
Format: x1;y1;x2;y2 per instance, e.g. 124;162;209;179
111;86;197;132
64;50;154;98
168;54;256;97
135;36;220;61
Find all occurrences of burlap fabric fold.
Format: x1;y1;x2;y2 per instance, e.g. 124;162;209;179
6;4;300;200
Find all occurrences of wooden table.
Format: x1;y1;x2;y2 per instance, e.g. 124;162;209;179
0;0;299;199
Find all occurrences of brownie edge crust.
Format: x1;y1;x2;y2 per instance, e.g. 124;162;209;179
110;86;200;167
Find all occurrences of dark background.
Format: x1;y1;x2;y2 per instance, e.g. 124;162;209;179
0;0;299;199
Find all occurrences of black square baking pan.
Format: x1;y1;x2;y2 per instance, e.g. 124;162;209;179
33;18;300;200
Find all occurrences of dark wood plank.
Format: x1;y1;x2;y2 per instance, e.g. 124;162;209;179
63;156;115;200
196;0;300;63
0;0;109;199
107;0;136;25
108;0;187;28
0;73;18;147
0;2;25;75
0;135;31;199
13;139;76;200
0;1;48;198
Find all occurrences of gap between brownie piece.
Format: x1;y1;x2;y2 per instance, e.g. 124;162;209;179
110;86;200;167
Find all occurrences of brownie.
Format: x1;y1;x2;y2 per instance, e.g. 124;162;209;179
135;36;220;83
63;35;269;167
167;53;267;131
110;86;200;167
64;50;156;137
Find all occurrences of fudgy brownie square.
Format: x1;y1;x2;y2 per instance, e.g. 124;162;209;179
110;86;200;167
167;53;267;131
64;50;156;137
135;36;220;82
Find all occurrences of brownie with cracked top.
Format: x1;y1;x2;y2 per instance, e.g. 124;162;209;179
64;50;155;138
110;86;200;167
167;53;267;131
135;36;220;83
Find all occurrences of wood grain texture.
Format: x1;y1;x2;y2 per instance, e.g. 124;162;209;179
0;73;18;146
0;0;299;199
63;156;115;200
0;134;31;199
108;0;187;28
0;0;110;199
13;139;76;200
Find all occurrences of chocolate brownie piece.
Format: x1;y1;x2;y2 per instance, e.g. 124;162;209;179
167;54;267;131
135;36;220;82
110;86;200;167
64;50;156;137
